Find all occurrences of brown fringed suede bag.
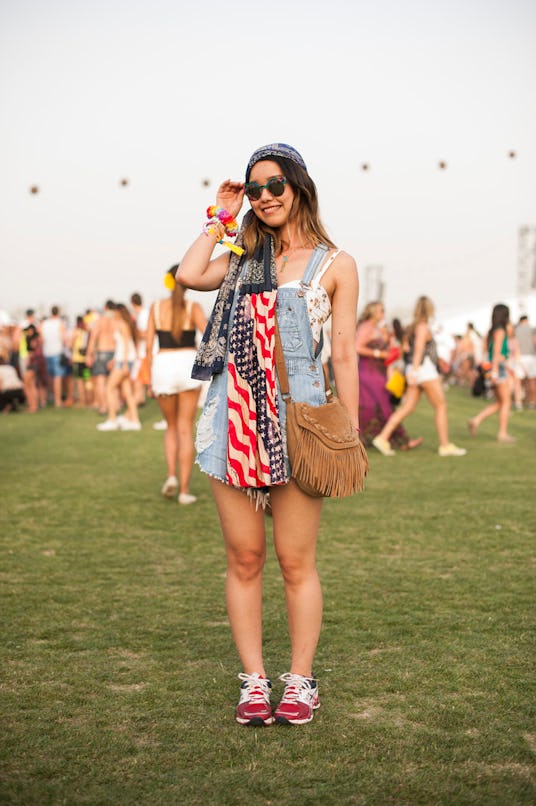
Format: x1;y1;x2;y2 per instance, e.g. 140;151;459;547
274;318;369;498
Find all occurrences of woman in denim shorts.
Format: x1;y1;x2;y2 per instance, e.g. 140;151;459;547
178;144;360;727
468;303;515;443
372;296;467;458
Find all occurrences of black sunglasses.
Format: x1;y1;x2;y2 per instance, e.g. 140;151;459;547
244;176;287;201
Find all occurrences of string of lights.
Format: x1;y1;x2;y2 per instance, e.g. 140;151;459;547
26;152;520;195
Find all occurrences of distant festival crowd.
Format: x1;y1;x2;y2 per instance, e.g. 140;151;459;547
1;291;535;465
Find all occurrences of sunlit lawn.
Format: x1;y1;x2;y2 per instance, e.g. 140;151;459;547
1;389;535;804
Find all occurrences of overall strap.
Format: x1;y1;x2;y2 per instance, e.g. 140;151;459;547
300;245;329;286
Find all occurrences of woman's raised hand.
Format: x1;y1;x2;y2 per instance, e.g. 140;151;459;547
216;180;245;219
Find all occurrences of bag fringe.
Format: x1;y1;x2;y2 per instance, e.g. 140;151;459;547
291;429;369;498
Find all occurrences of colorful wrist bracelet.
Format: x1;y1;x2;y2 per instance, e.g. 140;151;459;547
204;205;244;255
206;205;239;238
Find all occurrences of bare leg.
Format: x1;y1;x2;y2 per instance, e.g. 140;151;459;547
469;393;501;435
120;372;140;423
94;375;107;413
76;378;86;406
24;370;38;413
53;376;62;407
176;388;201;494
496;378;513;440
271;481;323;677
63;375;74;406
528;378;536;406
377;385;421;443
38;383;47;408
133;378;146;406
157;394;180;477
421;378;449;447
211;479;267;675
106;369;122;419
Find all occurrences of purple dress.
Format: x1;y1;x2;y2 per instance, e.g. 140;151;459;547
358;335;410;448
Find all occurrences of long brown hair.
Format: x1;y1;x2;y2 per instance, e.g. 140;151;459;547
167;265;188;342
358;301;383;325
486;303;510;350
241;157;336;257
115;303;137;344
407;295;434;341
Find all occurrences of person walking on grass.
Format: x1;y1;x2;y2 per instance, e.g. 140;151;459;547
178;143;360;727
86;300;117;415
372;295;466;457
146;267;207;504
96;303;141;431
356;300;422;451
18;309;41;413
468;303;515;443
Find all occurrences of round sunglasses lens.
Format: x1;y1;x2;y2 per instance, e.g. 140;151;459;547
268;178;286;196
245;184;261;200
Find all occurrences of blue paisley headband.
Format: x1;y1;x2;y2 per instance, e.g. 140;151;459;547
245;143;307;181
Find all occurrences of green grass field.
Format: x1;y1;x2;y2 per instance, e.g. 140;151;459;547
1;389;535;805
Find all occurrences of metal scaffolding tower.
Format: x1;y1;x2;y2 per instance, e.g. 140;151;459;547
364;265;384;303
517;226;536;311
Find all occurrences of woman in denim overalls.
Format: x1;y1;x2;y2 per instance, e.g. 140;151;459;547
178;144;360;726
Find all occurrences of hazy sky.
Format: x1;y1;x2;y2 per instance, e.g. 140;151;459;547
1;0;535;328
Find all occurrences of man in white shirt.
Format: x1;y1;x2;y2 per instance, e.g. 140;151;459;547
41;306;67;407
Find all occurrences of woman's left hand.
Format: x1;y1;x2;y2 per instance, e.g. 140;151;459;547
216;180;245;219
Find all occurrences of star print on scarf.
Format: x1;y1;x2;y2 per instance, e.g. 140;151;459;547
226;237;288;491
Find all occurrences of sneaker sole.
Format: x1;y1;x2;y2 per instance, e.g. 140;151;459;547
274;713;315;726
236;715;274;727
274;702;320;726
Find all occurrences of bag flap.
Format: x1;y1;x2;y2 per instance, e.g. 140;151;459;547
291;400;359;447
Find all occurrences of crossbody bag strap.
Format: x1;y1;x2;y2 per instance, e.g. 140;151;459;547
274;315;290;399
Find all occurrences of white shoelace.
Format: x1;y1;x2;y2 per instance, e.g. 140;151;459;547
238;673;271;704
278;673;315;704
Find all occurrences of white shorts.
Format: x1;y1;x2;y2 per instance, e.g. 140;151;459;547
151;350;201;396
406;355;439;385
520;354;536;379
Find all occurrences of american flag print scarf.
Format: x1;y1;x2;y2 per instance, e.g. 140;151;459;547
226;237;288;491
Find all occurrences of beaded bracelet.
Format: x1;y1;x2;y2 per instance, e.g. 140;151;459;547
203;205;244;255
202;221;225;239
206;205;238;237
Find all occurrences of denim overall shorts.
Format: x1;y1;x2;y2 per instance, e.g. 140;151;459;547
196;245;330;484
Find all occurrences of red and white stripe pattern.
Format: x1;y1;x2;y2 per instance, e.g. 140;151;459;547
226;291;286;489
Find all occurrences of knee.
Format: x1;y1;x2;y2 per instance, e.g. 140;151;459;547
227;548;265;583
277;553;313;587
177;420;194;441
